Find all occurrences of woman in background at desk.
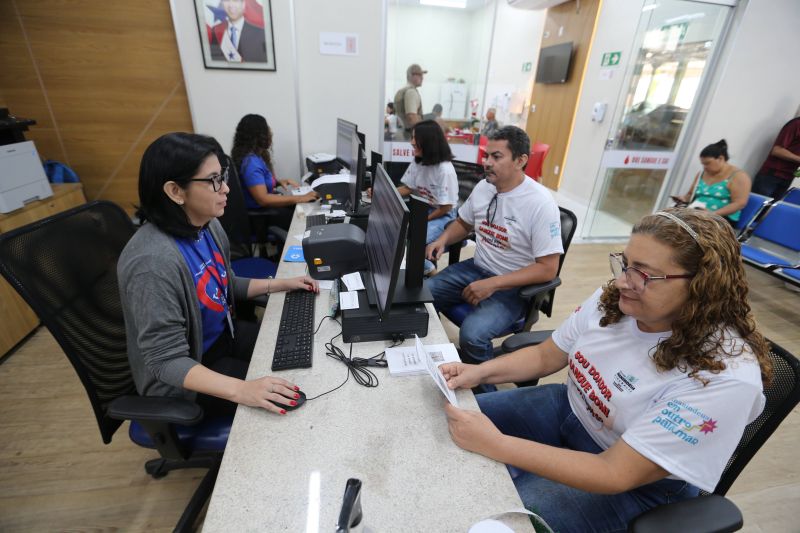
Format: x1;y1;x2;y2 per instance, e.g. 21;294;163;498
232;114;318;230
441;208;771;532
671;139;751;226
396;119;459;275
119;132;318;417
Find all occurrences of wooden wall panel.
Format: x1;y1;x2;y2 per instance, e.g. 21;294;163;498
525;0;601;190
0;0;194;213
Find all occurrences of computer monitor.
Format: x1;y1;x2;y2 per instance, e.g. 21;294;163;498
336;118;358;171
348;145;367;216
364;164;409;320
369;151;382;188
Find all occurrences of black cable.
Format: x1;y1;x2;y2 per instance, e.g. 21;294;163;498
304;316;403;401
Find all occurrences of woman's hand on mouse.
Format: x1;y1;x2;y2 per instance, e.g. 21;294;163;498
234;376;302;414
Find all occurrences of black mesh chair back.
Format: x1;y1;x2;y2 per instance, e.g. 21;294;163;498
711;340;800;495
0;201;137;444
451;159;485;205
217;154;255;260
532;206;578;322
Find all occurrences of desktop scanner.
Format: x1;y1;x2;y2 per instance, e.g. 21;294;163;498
303;223;368;280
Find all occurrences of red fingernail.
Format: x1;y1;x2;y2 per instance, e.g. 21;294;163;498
294;386;300;391
294;393;300;399
280;409;286;415
290;400;297;406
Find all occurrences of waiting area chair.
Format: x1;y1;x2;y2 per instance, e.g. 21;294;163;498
443;207;578;364
734;192;771;238
629;340;800;533
525;142;550;181
739;200;800;287
0;201;230;532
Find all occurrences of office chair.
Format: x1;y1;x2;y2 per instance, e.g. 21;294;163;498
445;159;486;265
217;155;279;288
443;207;578;370
525;142;550;181
628;340;800;533
0;201;230;532
218;154;286;268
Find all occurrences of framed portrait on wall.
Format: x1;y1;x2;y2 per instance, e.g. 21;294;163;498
193;0;276;71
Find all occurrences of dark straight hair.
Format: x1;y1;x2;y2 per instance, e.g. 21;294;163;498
136;132;225;239
488;126;531;161
412;120;453;165
700;139;729;161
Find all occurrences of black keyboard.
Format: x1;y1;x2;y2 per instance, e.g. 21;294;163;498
306;214;326;229
271;290;316;370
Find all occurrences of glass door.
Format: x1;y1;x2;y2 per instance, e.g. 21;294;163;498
583;0;733;238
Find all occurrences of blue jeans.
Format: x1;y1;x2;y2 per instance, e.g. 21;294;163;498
478;385;700;533
424;209;456;273
427;258;525;362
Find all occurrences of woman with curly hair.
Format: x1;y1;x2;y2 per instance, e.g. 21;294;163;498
439;208;771;532
231;114;318;211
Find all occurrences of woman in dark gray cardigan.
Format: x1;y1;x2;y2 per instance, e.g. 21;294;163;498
119;132;317;417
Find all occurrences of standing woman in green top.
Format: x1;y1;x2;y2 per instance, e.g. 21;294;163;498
672;139;751;225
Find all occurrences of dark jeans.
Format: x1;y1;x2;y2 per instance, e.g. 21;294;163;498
196;319;260;418
478;384;700;533
752;172;792;199
426;258;525;362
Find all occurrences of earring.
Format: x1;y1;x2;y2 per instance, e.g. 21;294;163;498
177;200;184;205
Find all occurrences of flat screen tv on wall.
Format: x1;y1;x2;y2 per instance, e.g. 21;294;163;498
535;42;573;84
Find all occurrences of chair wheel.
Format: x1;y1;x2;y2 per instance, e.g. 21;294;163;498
145;459;169;479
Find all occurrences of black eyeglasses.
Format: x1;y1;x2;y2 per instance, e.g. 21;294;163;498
609;253;694;292
189;167;229;192
486;193;498;225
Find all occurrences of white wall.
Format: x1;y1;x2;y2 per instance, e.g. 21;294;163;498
484;1;546;128
170;0;383;180
670;0;800;194
293;1;383;157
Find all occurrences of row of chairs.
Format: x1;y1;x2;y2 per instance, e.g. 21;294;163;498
738;187;800;287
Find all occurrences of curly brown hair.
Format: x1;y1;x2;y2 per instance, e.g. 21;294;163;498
598;208;772;385
231;114;274;178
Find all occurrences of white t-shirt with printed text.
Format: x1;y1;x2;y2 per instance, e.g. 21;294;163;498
459;177;563;276
400;160;458;208
551;288;765;492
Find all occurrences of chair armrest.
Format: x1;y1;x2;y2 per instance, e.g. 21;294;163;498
518;277;561;300
266;226;287;243
501;330;553;353
628;494;742;533
108;395;204;426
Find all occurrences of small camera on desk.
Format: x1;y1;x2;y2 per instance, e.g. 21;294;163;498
302;223;367;280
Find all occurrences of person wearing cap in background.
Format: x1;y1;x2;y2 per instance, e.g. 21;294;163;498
394;64;427;140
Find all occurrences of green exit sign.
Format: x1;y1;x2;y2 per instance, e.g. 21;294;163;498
522;62;532;72
601;51;621;67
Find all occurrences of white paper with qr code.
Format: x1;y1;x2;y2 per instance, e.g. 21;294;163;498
417;335;459;406
385;341;461;376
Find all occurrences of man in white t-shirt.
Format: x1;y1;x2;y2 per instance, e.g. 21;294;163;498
426;126;563;362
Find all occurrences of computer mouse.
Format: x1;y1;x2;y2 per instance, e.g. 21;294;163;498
270;390;306;412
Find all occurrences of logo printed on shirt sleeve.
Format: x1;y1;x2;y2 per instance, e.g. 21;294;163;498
651;399;718;445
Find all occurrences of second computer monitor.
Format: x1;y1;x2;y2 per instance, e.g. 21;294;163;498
336;118;358;172
348;145;367;215
364;164;409;320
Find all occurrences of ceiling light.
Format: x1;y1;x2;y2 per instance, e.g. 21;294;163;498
420;0;468;8
642;3;659;11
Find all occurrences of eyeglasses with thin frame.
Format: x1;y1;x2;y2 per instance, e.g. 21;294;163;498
609;252;694;292
189;167;229;192
486;193;498;225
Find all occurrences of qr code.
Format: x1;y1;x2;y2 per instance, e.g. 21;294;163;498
430;351;444;363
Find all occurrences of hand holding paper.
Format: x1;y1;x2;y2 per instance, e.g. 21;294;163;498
417;336;458;406
444;403;505;458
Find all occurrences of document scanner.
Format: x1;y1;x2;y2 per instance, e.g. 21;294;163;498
302;223;367;280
